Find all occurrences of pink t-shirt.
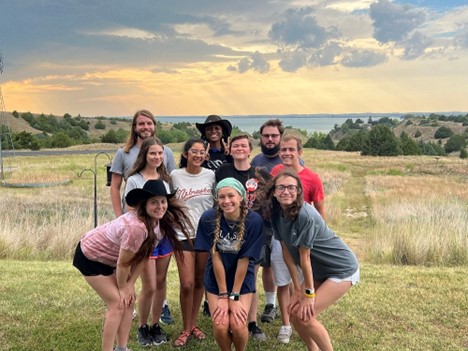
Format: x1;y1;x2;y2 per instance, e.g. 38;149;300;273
270;165;324;204
80;211;151;267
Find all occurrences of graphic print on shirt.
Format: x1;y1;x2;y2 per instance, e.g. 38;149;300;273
216;228;243;253
176;186;213;201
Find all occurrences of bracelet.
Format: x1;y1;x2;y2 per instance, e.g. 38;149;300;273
218;292;229;297
305;292;316;298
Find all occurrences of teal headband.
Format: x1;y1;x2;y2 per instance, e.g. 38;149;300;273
215;178;246;200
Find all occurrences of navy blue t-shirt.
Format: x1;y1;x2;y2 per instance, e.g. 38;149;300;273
195;208;263;295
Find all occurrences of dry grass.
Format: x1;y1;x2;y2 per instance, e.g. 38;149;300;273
365;175;468;265
1;149;467;266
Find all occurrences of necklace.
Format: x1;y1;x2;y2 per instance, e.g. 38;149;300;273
226;219;238;231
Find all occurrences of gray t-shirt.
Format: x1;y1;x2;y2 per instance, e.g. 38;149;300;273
272;202;358;281
110;144;176;180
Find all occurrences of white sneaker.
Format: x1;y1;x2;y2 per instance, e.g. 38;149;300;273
277;325;292;344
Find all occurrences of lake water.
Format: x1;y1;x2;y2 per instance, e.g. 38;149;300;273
158;113;405;135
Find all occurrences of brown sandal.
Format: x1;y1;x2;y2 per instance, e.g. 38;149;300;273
191;326;206;340
174;331;191;347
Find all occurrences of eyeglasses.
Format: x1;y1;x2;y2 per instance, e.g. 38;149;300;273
261;133;280;139
188;149;206;156
274;184;298;193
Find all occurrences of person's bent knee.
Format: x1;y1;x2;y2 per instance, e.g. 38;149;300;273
180;280;195;294
229;321;247;336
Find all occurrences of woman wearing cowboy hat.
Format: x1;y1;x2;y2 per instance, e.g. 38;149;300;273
196;115;233;171
73;180;192;351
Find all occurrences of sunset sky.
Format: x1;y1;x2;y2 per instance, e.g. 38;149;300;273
1;0;467;117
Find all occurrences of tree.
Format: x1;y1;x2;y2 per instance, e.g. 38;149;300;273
49;132;73;148
101;128;128;143
434;126;454;139
317;134;335;150
399;132;421;155
12;110;19;118
346;129;369;152
362;124;400;156
414;130;422;138
13;131;40;150
304;132;327;149
444;135;467;153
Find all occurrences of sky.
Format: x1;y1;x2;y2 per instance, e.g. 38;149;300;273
0;0;467;117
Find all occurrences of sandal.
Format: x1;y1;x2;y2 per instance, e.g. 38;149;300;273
191;326;206;340
174;331;191;347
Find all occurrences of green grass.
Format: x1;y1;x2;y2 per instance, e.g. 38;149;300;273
1;148;467;350
0;260;467;351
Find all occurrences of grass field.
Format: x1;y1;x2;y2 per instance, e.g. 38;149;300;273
0;147;467;350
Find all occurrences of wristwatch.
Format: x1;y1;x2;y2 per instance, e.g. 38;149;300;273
305;288;315;295
229;292;240;301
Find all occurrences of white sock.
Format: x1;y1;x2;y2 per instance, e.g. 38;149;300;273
265;292;276;306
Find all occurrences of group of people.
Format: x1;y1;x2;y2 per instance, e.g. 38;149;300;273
72;110;360;351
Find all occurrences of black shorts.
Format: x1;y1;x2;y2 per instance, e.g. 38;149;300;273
179;239;196;252
72;242;115;276
259;243;272;268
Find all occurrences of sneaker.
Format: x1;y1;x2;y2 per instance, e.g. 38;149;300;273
202;300;211;317
137;324;153;347
150;323;167;346
277;325;292;344
260;303;277;323
159;304;174;325
248;321;267;341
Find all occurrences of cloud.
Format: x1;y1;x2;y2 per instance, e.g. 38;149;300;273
269;7;339;49
369;0;426;43
231;51;270;73
402;31;433;60
341;49;387;67
454;24;468;49
278;51;308;72
310;42;342;66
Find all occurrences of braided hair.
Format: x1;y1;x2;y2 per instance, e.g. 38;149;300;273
211;199;249;254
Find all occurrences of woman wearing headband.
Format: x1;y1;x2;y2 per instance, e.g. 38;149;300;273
73;180;192;351
195;178;263;351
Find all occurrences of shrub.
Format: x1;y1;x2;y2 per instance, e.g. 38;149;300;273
94;121;106;130
445;135;467;153
434;126;454;139
460;148;468;159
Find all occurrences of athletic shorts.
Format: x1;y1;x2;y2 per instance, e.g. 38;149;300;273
150;236;173;259
271;238;360;286
178;239;195;252
259;243;272;268
271;237;294;286
72;242;115;276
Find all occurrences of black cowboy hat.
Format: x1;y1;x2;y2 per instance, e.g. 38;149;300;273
196;115;233;138
125;179;175;207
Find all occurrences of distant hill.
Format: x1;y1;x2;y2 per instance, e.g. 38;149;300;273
329;115;468;148
1;111;132;140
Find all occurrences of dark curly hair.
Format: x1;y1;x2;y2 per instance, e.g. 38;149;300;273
263;169;304;220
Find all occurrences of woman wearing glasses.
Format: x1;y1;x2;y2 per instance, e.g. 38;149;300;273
264;170;359;351
170;139;216;347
